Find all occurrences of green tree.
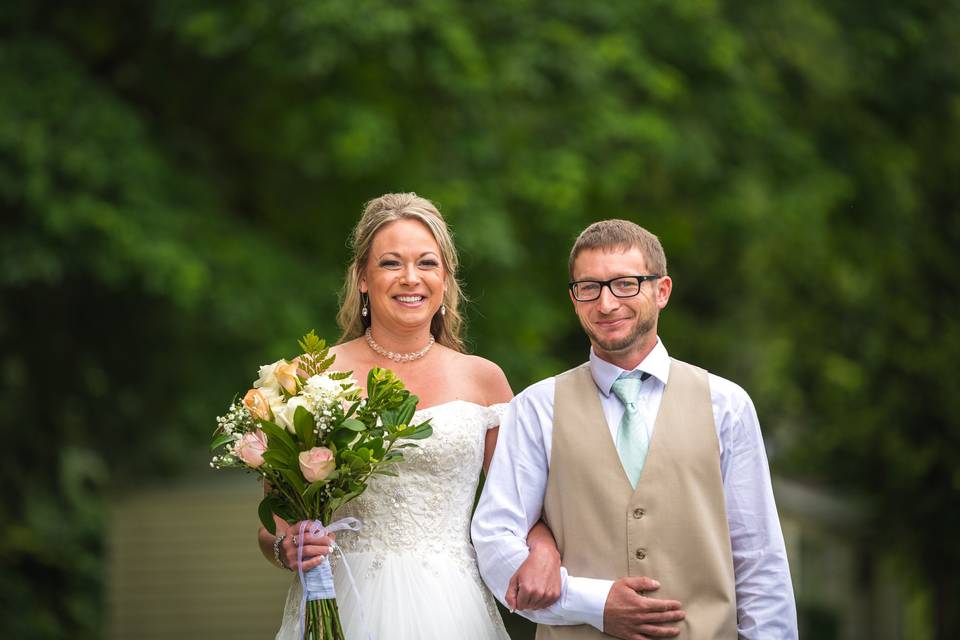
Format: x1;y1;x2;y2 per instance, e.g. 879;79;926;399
2;1;958;638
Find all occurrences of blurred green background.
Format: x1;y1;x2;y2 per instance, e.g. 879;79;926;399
2;0;958;638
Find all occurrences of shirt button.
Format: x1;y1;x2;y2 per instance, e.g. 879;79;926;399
633;508;645;519
635;548;647;560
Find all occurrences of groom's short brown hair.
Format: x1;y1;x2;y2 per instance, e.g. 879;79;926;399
568;219;668;278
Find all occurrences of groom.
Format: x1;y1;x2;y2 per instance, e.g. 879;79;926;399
472;220;798;639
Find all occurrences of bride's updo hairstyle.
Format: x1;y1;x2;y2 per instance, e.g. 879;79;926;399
337;192;466;353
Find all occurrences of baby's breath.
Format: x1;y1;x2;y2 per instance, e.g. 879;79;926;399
211;401;255;468
210;451;241;469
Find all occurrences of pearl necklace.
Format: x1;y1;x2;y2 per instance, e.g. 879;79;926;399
364;328;435;363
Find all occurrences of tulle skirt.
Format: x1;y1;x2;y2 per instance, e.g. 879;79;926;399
275;549;509;640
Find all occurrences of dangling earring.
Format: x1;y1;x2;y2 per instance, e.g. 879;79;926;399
361;294;369;318
440;303;446;317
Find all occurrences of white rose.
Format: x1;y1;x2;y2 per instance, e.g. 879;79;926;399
304;374;342;396
253;359;285;394
259;385;282;404
337;374;361;396
276;396;312;433
267;393;285;422
307;373;361;398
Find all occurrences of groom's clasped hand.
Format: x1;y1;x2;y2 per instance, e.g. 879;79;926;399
603;577;685;640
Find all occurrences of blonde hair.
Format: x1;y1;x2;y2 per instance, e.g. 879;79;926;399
568;219;668;278
337;193;466;352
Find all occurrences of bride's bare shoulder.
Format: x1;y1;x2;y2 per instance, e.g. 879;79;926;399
444;349;513;405
317;338;367;377
328;336;363;359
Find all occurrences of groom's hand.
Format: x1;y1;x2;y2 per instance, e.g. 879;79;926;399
603;577;685;640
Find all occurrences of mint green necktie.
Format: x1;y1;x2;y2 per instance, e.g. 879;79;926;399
611;372;650;488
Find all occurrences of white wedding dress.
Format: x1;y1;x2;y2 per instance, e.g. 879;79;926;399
276;400;510;640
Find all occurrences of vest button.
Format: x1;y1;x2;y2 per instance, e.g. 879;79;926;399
633;508;645;519
635;548;647;560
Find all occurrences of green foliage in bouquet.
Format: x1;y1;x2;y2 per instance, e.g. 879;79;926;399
210;331;432;530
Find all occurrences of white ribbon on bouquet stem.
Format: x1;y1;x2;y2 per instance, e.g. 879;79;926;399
296;517;373;640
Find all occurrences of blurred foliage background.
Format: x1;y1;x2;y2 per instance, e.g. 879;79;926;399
2;0;959;638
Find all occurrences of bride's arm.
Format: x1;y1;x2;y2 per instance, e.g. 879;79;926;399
506;521;562;611
470;357;562;610
475;356;513;476
258;514;291;568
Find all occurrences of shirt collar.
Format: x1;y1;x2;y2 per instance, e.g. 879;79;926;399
589;337;671;397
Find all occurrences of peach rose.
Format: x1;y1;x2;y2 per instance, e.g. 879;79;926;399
242;388;273;421
276;360;300;396
299;447;335;483
253;359;284;393
236;430;268;468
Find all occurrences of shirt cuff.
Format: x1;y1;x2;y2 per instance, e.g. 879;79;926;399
563;576;613;631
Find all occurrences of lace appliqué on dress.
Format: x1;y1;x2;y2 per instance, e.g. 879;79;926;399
334;402;486;562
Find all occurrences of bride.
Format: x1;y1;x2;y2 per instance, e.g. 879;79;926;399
259;193;561;639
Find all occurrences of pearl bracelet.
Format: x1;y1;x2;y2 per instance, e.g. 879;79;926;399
273;532;288;570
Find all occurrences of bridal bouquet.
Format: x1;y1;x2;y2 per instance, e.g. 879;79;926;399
210;331;432;640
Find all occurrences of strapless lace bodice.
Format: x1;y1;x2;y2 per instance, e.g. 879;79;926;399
334;400;506;573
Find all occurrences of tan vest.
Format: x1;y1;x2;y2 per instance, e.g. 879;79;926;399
538;360;737;640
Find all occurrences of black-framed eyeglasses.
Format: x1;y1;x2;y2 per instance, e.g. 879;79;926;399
568;275;660;302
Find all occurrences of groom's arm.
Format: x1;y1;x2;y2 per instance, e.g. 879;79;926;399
716;381;798;639
471;387;612;631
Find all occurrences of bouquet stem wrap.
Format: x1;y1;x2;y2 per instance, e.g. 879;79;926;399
295;517;372;640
